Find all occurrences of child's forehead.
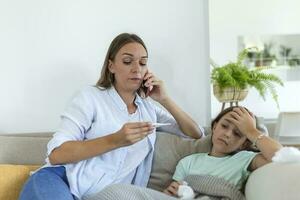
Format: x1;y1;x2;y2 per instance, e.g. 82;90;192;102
220;117;233;125
219;114;240;130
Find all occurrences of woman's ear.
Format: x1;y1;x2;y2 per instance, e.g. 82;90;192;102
108;60;114;73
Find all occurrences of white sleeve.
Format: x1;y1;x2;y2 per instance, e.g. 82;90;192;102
154;104;204;138
154;104;184;137
154;105;205;138
47;88;95;156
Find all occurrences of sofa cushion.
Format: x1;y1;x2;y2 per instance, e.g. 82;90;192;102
0;135;51;165
0;164;40;200
147;132;212;191
245;162;300;200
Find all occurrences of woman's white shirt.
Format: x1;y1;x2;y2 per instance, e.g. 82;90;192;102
113;109;150;184
44;86;201;199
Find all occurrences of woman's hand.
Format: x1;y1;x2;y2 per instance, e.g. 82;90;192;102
163;181;181;197
142;70;202;139
227;107;257;137
143;70;168;103
113;122;154;147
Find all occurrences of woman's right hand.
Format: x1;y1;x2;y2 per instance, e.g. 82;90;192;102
113;122;154;147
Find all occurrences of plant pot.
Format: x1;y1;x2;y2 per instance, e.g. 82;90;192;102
255;58;274;67
213;85;248;103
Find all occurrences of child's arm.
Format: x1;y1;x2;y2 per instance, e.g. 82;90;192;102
166;154;190;196
247;129;282;171
248;153;269;171
163;180;181;197
228;107;283;171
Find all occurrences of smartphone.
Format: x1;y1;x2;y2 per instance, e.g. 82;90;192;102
141;79;148;94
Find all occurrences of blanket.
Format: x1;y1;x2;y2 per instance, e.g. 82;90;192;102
84;175;245;200
184;175;246;200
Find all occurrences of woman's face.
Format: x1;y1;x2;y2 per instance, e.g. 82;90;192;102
211;112;248;157
109;42;148;93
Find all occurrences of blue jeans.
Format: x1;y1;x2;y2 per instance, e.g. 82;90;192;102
19;166;75;200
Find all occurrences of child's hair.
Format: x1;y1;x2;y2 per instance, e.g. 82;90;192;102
211;106;251;128
211;106;260;152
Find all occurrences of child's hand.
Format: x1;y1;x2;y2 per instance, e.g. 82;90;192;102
228;107;256;137
163;181;181;197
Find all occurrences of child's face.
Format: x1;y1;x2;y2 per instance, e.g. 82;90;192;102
211;112;248;157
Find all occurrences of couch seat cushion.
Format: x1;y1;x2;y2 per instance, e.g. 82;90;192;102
147;133;212;191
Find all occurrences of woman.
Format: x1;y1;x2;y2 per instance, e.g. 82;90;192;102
19;33;203;200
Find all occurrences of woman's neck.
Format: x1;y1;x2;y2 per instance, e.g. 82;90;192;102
114;84;137;114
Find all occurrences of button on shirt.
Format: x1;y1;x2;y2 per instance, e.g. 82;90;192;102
44;86;194;199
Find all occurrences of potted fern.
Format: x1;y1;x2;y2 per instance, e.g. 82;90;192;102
211;47;284;110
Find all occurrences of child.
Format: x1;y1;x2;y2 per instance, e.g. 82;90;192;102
163;106;282;197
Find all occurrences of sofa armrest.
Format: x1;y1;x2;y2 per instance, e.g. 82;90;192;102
245;162;300;200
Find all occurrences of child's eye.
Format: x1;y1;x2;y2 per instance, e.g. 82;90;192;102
234;131;241;137
221;124;228;128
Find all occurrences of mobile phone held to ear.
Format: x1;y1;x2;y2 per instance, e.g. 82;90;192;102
141;79;148;94
141;79;152;97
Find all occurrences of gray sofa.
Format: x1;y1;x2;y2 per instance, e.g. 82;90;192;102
1;131;300;200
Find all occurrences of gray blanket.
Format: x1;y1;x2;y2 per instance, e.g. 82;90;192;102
184;175;246;200
84;175;245;200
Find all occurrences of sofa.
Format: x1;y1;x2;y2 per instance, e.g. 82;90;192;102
0;131;300;200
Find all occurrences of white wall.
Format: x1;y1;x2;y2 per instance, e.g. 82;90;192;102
209;0;300;119
0;0;210;133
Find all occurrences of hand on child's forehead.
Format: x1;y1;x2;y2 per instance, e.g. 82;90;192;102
222;114;238;125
